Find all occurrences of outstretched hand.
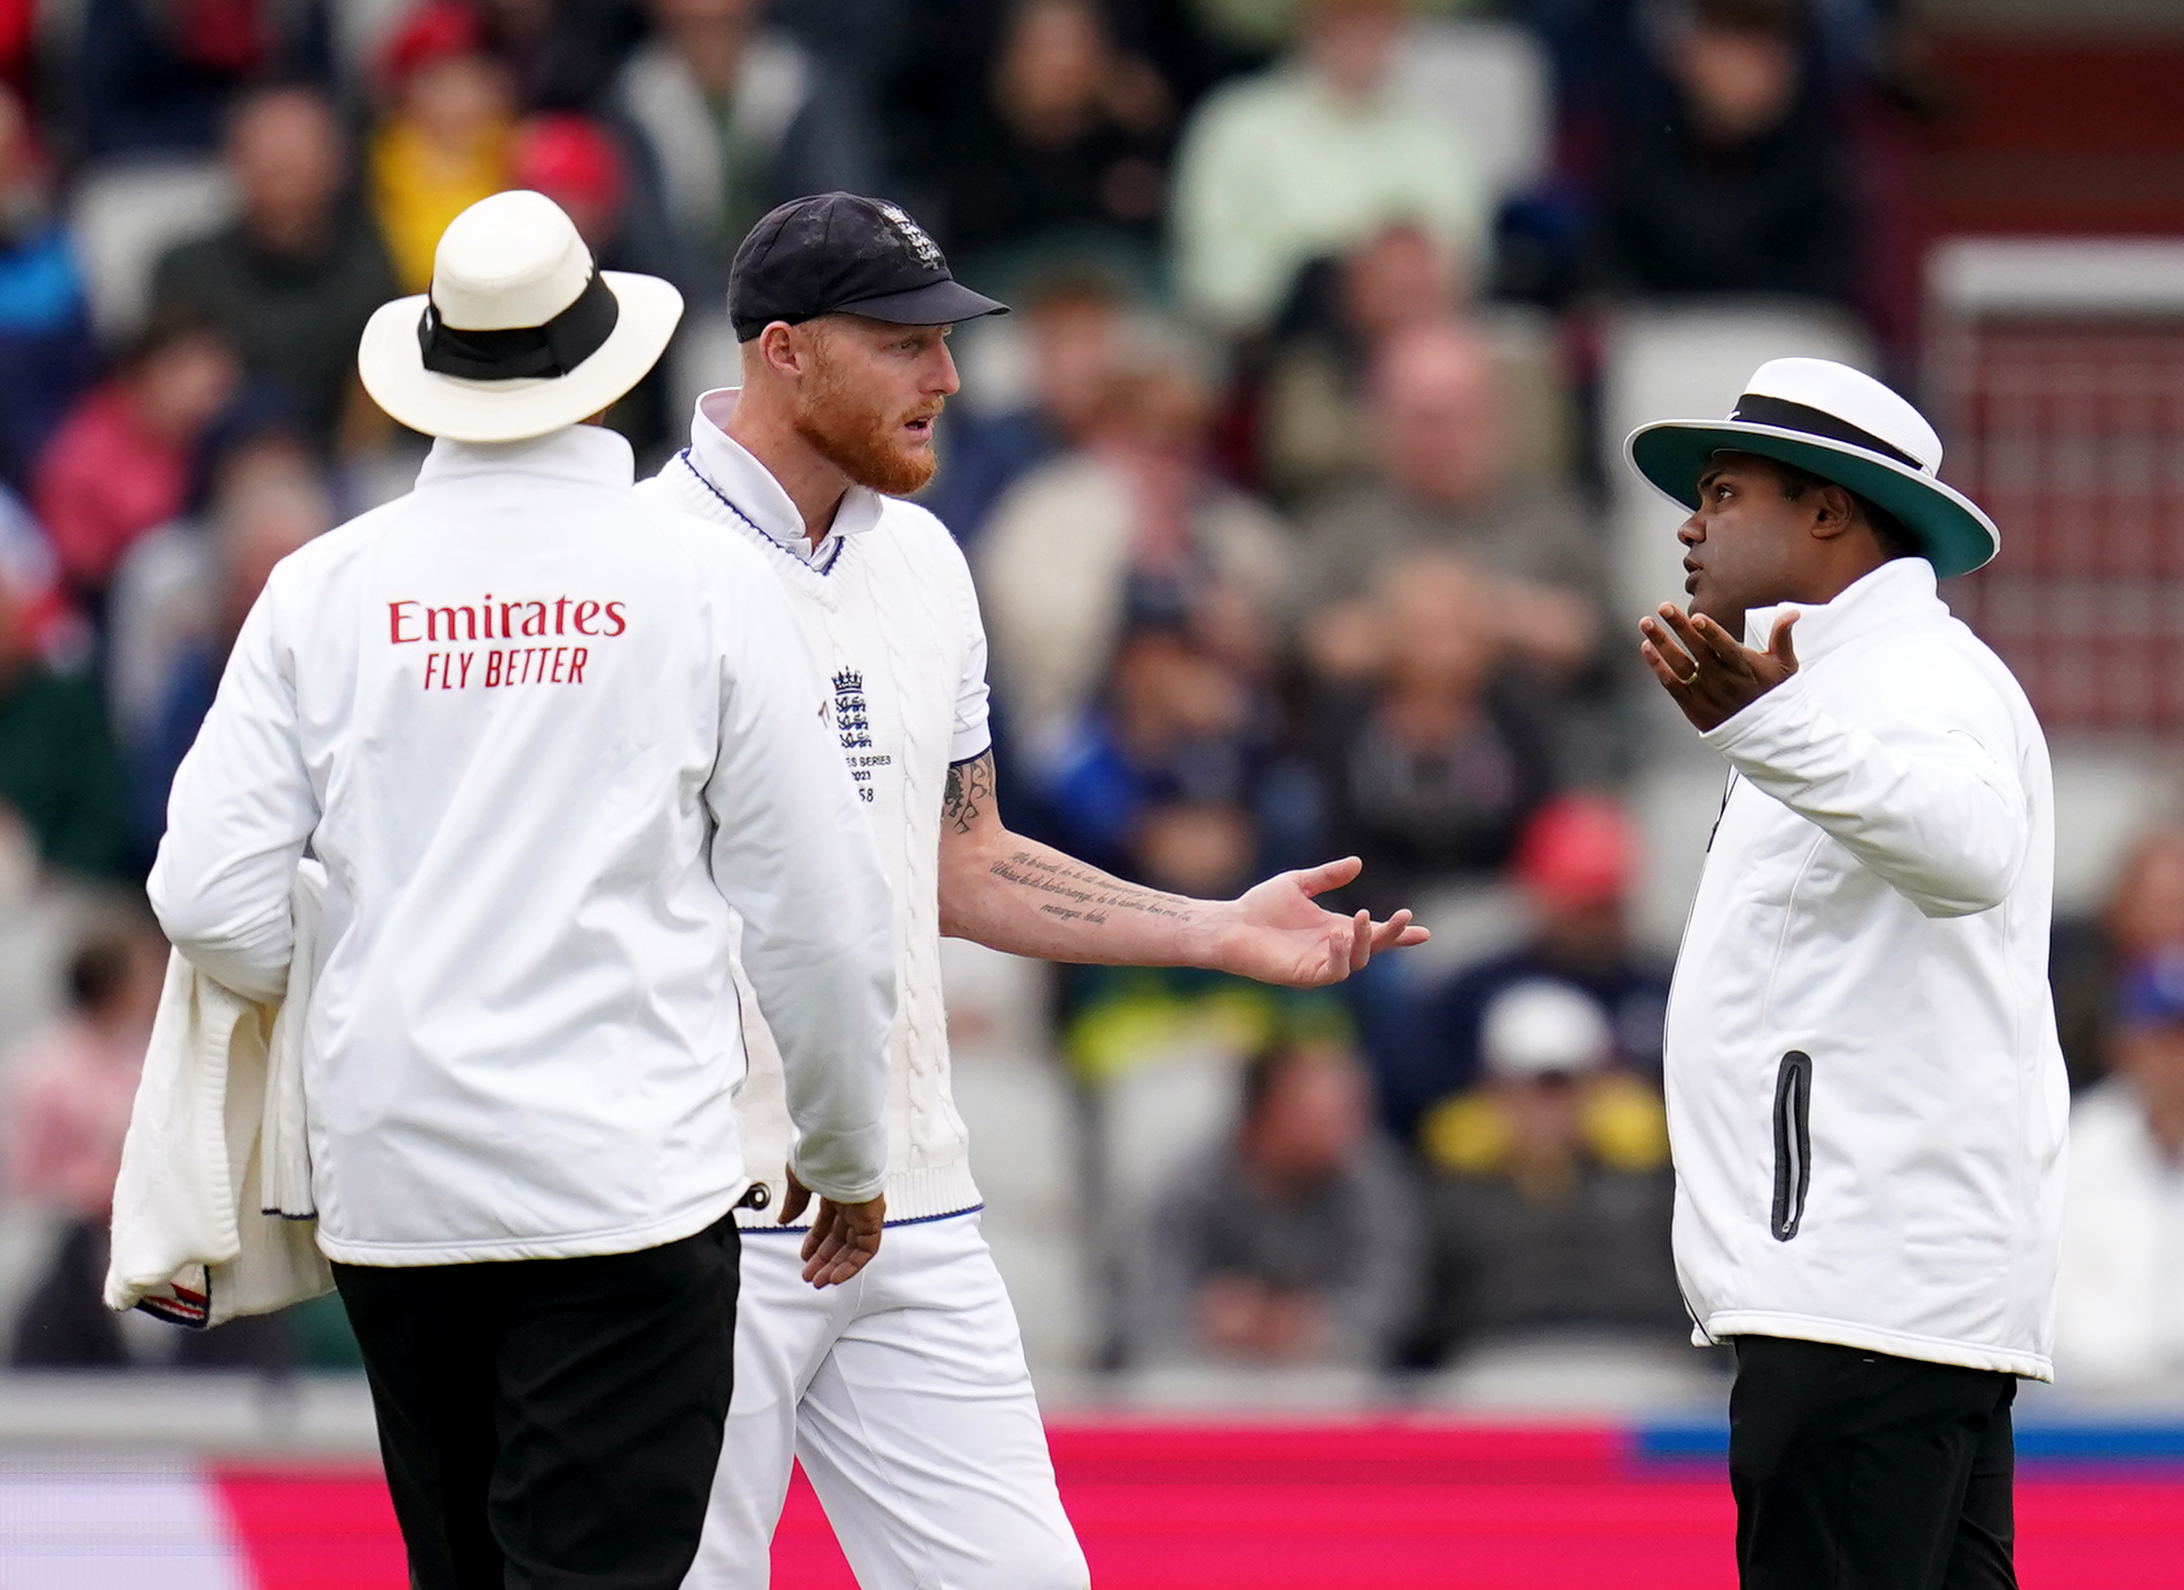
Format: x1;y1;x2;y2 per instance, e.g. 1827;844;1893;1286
1640;604;1799;733
779;1169;885;1289
1210;856;1430;988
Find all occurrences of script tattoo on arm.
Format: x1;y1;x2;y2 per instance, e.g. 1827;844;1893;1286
986;850;1199;926
942;749;994;836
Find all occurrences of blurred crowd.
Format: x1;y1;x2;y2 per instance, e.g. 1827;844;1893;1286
0;0;2172;1395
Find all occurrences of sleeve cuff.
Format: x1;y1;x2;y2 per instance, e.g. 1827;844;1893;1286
1699;668;1813;759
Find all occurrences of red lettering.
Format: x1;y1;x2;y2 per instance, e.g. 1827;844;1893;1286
550;647;567;684
520;648;537;684
501;602;517;637
422;652;440;690
390;602;421;643
482;595;494;638
569;647;587;684
522;602;547;637
604;601;627;637
574;600;600;635
485;649;503;687
427;605;476;642
554;597;570;635
458;651;474;688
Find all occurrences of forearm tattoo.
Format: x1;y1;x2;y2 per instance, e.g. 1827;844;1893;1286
987;850;1199;925
942;750;994;835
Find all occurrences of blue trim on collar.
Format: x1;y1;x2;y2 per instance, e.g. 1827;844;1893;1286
741;1202;984;1234
678;449;844;577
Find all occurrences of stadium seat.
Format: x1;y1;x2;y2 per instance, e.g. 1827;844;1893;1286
941;938;1096;1371
1600;303;1875;953
1396;20;1552;204
67;158;237;342
1598;301;1875;636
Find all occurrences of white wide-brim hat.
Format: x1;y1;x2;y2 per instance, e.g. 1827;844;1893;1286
359;189;683;444
1624;357;2000;580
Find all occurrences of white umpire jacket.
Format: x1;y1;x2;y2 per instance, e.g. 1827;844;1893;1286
1665;557;2068;1379
148;425;896;1267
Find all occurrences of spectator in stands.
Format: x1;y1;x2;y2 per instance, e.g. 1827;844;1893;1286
612;0;878;295
921;267;1126;546
478;0;647;109
928;0;1173;270
2053;952;2184;1386
5;916;289;1367
0;0;29;102
1168;0;1489;333
0;488;92;676
1032;614;1279;881
511;113;627;254
0;557;130;881
0;86;96;491
120;416;333;857
35;312;240;604
1055;770;1348;1101
2052;827;2184;1092
151;84;399;454
1401;979;1682;1365
70;0;334;160
1383;795;1673;1138
1131;1039;1417;1365
1256;221;1467;503
1296;318;1599;684
369;1;517;293
977;325;1293;755
105;395;315;798
1178;0;1508;56
5;918;160;1365
1594;0;1856;305
509;112;680;453
1306;554;1556;921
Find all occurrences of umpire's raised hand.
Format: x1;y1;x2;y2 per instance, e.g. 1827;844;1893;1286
1640;603;1800;732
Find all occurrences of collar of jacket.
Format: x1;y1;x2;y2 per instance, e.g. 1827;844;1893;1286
415;423;636;490
1740;556;1945;667
688;387;884;567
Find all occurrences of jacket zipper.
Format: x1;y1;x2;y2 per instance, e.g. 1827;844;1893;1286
1771;1050;1813;1241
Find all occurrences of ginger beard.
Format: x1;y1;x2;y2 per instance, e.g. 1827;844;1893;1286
792;334;943;496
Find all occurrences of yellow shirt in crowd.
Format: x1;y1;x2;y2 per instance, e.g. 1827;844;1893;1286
370;118;515;293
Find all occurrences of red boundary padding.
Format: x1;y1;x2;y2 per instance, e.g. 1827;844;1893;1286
214;1424;2184;1590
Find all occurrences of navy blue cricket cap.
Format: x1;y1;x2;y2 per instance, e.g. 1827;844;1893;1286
728;193;1008;342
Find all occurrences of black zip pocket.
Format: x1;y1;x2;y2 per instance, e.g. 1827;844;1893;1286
1771;1050;1813;1241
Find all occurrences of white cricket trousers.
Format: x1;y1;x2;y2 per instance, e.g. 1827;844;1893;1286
681;1209;1089;1590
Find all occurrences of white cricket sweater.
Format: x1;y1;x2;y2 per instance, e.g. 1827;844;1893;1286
642;391;990;1226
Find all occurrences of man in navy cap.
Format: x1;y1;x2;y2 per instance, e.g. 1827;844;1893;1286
645;192;1430;1590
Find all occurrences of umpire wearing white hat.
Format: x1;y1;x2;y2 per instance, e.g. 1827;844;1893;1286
1627;359;2066;1590
150;190;898;1590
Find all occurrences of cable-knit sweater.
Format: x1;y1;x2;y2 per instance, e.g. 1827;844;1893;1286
641;391;990;1225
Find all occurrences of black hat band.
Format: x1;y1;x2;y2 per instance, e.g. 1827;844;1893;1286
1727;393;1924;472
418;270;620;382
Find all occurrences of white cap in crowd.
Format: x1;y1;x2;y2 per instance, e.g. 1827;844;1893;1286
1480;979;1613;1082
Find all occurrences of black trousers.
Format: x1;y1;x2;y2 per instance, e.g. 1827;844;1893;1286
1730;1335;2017;1590
334;1215;740;1590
